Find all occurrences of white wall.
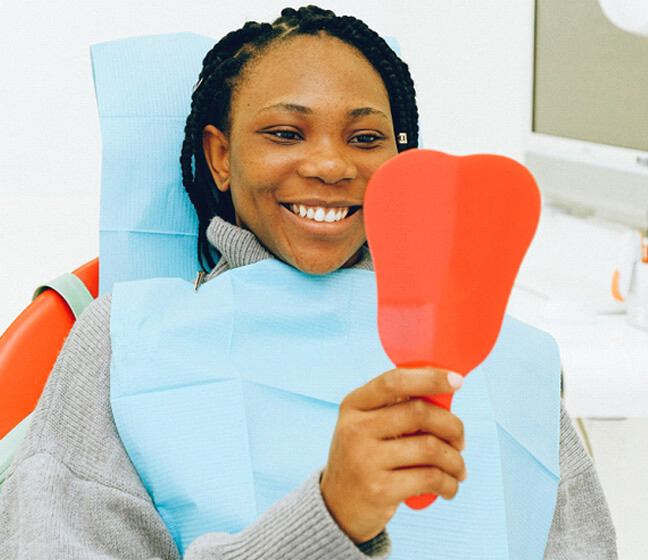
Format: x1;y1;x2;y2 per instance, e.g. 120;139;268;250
0;0;535;331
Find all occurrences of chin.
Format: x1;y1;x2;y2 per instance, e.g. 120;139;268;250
297;265;342;276
288;260;341;276
284;251;362;276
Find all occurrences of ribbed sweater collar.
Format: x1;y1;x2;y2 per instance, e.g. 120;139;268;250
204;216;373;281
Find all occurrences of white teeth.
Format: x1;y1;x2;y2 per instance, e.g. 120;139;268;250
287;204;353;223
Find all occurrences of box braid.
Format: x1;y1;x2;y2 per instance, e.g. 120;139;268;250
181;5;420;271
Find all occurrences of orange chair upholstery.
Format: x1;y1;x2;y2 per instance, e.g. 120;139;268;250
0;258;98;439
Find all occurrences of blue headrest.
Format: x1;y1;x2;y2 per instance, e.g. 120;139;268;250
92;33;215;294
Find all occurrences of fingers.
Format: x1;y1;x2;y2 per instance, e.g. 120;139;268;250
381;433;468;483
343;367;463;411
359;466;462;505
391;466;462;501
340;368;466;451
375;397;466;450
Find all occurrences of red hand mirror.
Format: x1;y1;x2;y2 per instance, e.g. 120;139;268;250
363;149;541;509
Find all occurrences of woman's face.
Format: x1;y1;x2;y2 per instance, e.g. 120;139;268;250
204;34;398;275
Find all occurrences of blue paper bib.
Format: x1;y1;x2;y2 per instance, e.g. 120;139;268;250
110;259;561;558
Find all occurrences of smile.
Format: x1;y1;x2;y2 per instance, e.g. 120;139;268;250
285;204;359;223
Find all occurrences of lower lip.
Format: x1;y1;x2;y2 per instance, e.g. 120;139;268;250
280;205;362;236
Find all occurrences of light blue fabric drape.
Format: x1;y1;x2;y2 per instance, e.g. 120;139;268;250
111;259;561;558
92;33;214;294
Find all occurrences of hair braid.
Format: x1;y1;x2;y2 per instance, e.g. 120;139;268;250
181;23;281;269
181;5;420;271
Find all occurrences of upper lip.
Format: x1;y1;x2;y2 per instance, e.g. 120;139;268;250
280;199;362;208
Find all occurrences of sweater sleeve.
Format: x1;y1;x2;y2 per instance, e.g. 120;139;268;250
543;404;618;559
0;294;388;560
185;471;390;560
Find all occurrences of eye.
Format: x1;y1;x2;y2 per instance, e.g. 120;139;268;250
263;128;304;143
349;132;386;148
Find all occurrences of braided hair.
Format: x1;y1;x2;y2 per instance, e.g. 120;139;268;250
181;5;420;271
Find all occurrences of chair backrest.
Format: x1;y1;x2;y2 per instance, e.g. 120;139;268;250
0;259;97;492
0;31;404;489
0;259;98;440
0;33;221;492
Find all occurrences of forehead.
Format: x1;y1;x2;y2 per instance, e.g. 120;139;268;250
230;34;391;119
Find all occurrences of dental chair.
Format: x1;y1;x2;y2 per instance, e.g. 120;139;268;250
0;33;214;491
0;30;407;493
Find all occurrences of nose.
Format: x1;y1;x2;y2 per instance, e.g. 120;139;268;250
297;140;358;184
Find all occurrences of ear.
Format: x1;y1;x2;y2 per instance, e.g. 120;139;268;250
202;125;231;192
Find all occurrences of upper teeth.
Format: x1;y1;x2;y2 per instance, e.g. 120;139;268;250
290;204;350;223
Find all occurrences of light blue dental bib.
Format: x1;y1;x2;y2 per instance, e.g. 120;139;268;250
110;259;561;558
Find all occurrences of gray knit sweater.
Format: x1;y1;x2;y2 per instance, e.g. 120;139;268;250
0;218;617;559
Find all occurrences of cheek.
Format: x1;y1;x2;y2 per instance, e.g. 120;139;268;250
228;164;282;229
361;150;399;186
230;146;287;196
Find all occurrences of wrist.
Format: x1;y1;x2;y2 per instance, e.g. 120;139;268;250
320;469;390;544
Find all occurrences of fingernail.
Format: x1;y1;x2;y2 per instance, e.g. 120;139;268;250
447;372;463;389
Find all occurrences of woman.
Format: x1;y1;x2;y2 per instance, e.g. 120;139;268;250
0;6;616;559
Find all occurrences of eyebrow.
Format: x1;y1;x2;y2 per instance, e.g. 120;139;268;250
258;103;313;115
257;103;389;121
347;107;390;121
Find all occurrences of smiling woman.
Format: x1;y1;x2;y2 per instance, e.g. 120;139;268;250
180;7;419;274
202;34;398;274
0;5;617;560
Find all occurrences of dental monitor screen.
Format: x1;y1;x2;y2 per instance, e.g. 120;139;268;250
525;0;648;233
